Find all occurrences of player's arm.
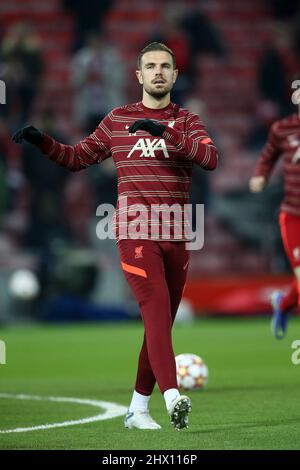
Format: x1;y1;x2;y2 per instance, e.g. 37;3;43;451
12;114;112;171
129;115;218;170
249;121;281;193
163;114;218;170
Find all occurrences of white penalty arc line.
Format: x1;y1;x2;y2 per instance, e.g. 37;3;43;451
0;393;127;434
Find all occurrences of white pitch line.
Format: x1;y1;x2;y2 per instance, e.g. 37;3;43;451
0;393;127;434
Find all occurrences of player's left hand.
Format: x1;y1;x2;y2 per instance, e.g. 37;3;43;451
128;119;165;137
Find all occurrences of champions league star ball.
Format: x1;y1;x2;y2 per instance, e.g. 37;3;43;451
175;353;208;390
9;270;40;301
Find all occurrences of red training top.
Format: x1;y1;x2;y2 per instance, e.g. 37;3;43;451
39;101;218;241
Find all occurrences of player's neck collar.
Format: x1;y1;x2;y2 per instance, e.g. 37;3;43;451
139;101;173;114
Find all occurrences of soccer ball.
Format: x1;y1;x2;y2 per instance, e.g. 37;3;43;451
9;270;40;300
175;353;208;390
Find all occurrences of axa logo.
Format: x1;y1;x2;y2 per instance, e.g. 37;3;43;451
127;138;169;159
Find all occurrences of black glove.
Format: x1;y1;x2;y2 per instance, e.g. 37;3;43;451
12;125;43;145
128;119;165;137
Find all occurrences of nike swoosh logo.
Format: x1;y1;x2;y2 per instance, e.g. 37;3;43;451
183;260;189;271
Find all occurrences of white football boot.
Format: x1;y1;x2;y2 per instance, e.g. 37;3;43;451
124;410;162;430
168;395;192;431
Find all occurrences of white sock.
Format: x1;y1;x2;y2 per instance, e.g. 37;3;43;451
164;388;180;410
128;390;151;412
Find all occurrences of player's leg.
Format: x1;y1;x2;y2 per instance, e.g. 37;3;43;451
134;334;155;396
132;241;191;430
118;239;178;429
271;278;298;337
272;212;300;338
125;333;161;429
119;239;177;392
276;278;299;312
133;242;189;396
163;241;192;430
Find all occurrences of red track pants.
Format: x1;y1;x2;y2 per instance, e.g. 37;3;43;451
118;239;189;394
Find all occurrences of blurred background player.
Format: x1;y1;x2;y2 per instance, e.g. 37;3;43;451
12;42;218;430
249;78;300;339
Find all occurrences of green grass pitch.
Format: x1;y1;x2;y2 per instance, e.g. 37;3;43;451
0;317;299;450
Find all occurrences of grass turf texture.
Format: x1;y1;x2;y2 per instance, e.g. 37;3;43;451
0;318;299;450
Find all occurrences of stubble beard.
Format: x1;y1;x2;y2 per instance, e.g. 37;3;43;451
144;83;172;99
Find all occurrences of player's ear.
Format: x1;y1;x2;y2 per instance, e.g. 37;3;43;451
136;70;143;85
172;69;178;84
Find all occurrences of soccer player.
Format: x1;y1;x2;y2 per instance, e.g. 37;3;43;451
13;42;218;430
249;81;300;339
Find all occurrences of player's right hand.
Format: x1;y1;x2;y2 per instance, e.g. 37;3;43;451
249;176;266;193
12;125;43;145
